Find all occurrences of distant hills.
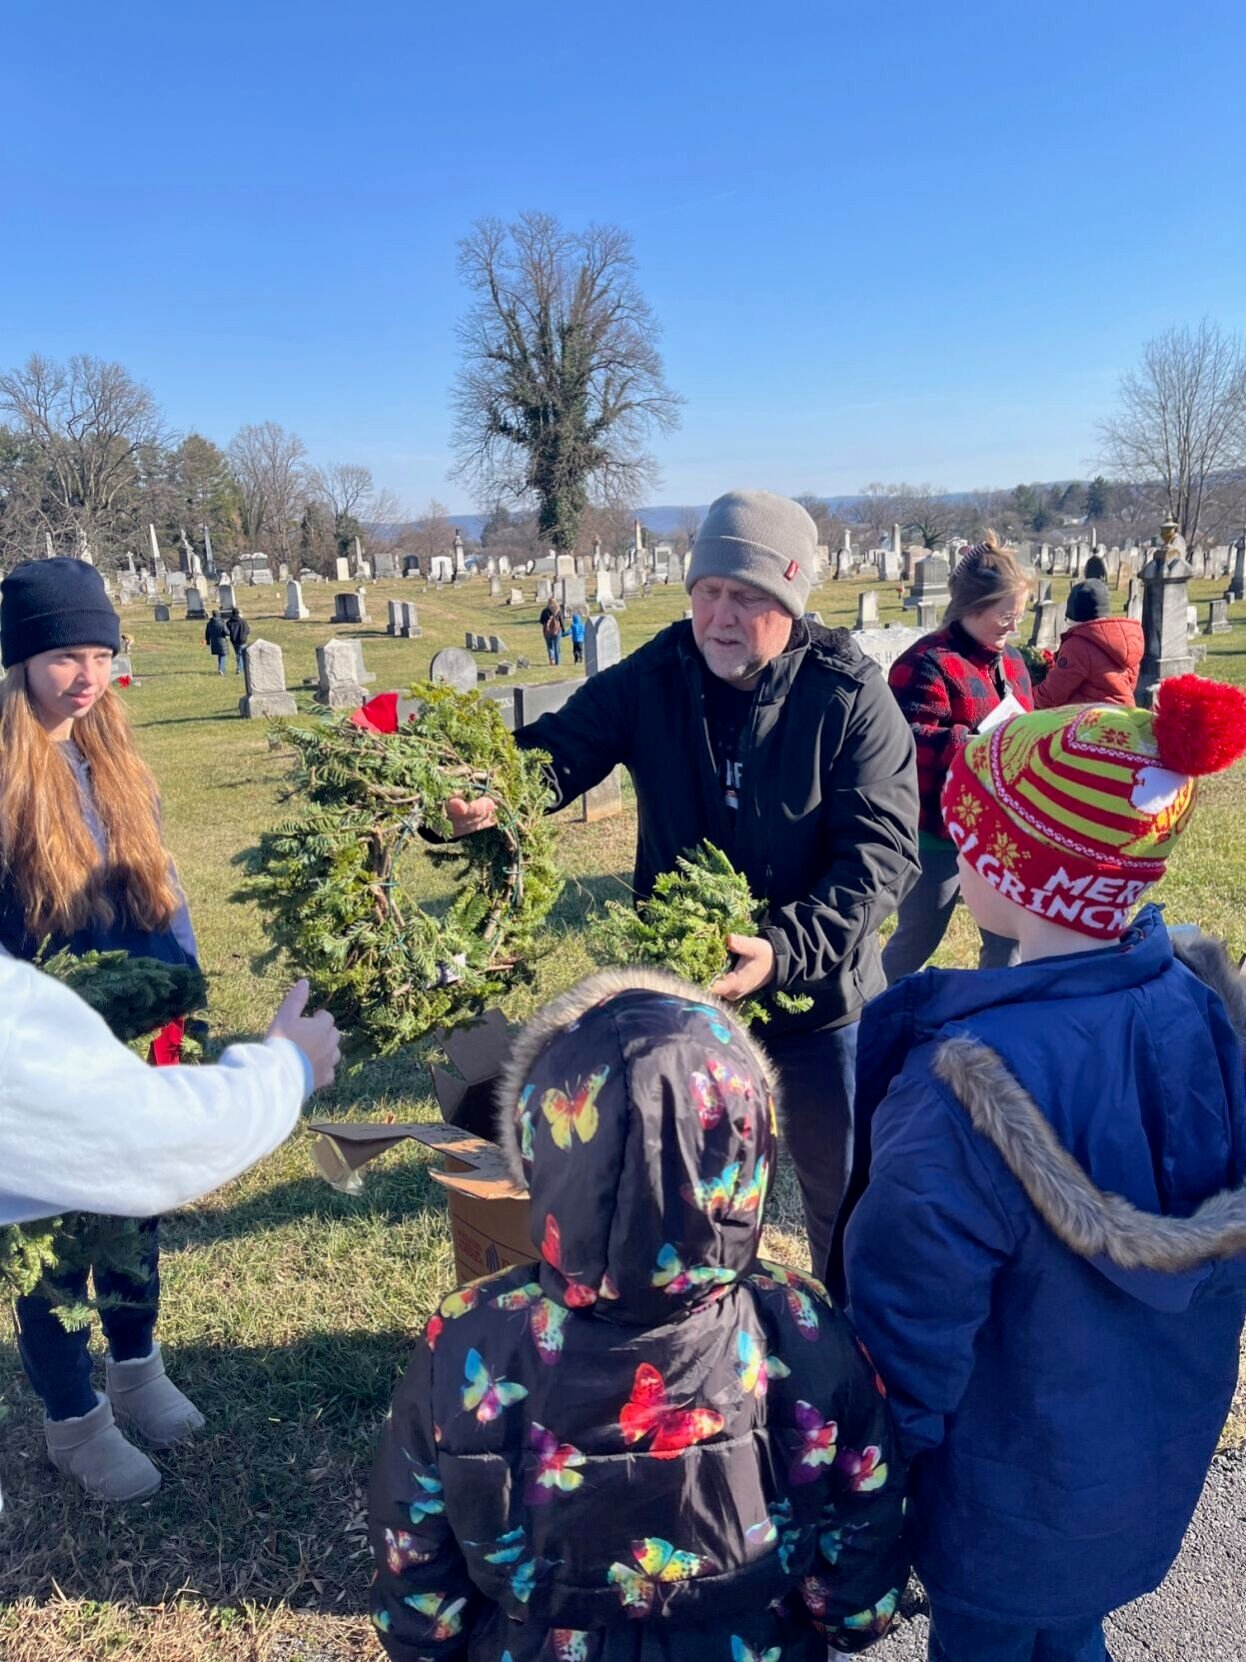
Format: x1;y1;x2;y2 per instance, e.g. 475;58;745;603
439;497;868;542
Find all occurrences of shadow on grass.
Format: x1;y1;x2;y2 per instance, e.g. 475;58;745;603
0;1328;410;1609
162;1159;445;1249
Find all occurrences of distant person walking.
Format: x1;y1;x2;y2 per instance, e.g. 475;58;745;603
225;608;250;674
882;531;1034;982
539;597;565;666
204;609;228;675
570;606;586;664
1034;579;1143;710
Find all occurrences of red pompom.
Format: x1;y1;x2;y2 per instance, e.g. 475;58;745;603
1153;675;1246;776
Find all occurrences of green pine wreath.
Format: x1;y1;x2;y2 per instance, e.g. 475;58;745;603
243;683;563;1053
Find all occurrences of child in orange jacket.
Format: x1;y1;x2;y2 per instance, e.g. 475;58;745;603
1034;580;1143;709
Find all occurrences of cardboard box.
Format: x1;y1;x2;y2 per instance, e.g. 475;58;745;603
307;1118;537;1284
307;1008;536;1284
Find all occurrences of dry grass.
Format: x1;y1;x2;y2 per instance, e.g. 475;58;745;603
1;569;1242;1657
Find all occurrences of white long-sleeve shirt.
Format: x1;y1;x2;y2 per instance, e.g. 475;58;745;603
0;951;311;1224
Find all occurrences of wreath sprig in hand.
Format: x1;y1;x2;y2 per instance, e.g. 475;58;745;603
244;684;563;1053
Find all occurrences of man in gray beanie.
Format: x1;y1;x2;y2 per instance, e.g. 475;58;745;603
447;490;919;1276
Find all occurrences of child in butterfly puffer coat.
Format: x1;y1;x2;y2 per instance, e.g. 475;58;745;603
369;968;908;1662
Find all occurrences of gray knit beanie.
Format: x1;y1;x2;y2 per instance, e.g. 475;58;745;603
685;490;817;618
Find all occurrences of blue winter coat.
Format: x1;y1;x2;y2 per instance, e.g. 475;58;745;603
843;907;1246;1626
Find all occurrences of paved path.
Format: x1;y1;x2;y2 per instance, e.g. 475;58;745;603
872;1453;1245;1661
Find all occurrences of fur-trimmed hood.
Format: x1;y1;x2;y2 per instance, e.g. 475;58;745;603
494;967;780;1324
929;925;1246;1308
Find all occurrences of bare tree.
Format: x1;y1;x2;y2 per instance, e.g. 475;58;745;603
451;212;682;554
856;482;903;545
312;461;373;523
411;498;455;571
228;421;308;563
1099;320;1246;545
896;483;956;549
675;505;702;550
0;353;168;565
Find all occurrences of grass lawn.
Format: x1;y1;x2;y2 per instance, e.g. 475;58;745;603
2;570;1245;1661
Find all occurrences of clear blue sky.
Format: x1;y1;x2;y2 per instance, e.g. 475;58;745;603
4;0;1244;514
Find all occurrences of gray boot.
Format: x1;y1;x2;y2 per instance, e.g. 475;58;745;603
44;1393;161;1501
106;1343;204;1448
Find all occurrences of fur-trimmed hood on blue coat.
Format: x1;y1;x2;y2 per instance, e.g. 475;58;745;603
842;907;1246;1627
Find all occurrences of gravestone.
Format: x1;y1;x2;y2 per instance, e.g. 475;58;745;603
880;550;902;582
334;591;366;625
585;614;621;679
316;639;366;709
1052;548;1070;575
596;570;617;606
584;621;624;821
387;600;421;638
167;570;187;597
153;602;170;623
535;578;552;603
508;588;525;606
278;561;290;582
284;579;310;620
1205;598;1232;635
559;576;587;610
1038;579;1053;604
488;635;506;654
217;581;236;613
185;587;205;619
621;568;640;595
1030;601;1059;652
849;624;926;676
1231;537;1246;603
555;554;575;578
335;556;351;582
916;599;940;632
1126;577;1143;622
1138;540;1195;708
489;577;502;598
239;639;297;718
904;554;950;612
110;655;133;683
429;647;478;694
373;549;398;580
856;590;879;629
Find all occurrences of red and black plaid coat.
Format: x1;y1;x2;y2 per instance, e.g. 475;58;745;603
888;622;1033;836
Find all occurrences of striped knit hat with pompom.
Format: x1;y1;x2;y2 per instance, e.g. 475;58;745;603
941;676;1246;938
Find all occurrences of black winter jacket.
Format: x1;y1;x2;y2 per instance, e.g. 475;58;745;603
517;620;920;1033
226;613;250;650
369;968;908;1661
204;615;228;653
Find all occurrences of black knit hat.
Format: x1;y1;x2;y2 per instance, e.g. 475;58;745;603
0;558;121;668
1066;578;1111;623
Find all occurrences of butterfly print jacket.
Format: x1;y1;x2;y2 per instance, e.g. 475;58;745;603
369;969;908;1662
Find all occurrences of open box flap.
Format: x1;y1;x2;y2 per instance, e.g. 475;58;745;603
307;1118;527;1199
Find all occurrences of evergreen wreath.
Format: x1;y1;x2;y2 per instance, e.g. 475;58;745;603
243;683;563;1053
592;840;814;1026
0;951;207;1328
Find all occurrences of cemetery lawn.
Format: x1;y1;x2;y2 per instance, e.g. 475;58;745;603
2;574;1245;1662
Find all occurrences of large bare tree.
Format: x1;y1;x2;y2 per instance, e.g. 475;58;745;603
0;353;168;565
451;213;682;554
228;421;308;563
1099;321;1246;545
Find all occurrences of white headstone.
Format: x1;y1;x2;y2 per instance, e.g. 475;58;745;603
284;579;310;620
239;639;297;718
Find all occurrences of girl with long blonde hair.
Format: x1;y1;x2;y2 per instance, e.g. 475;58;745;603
0;559;204;1503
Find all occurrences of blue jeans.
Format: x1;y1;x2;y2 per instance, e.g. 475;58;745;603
547;635;561;665
929;1604;1109;1662
882;836;1019;982
234;647;245;672
216;652;227;674
765;1021;857;1284
14;1217;160;1420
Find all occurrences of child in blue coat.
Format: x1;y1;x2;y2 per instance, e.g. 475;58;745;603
844;677;1246;1662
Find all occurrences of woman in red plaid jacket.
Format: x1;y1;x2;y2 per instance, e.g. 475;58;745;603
882;532;1034;981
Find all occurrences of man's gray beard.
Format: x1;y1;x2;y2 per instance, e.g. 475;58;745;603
714;654;766;684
